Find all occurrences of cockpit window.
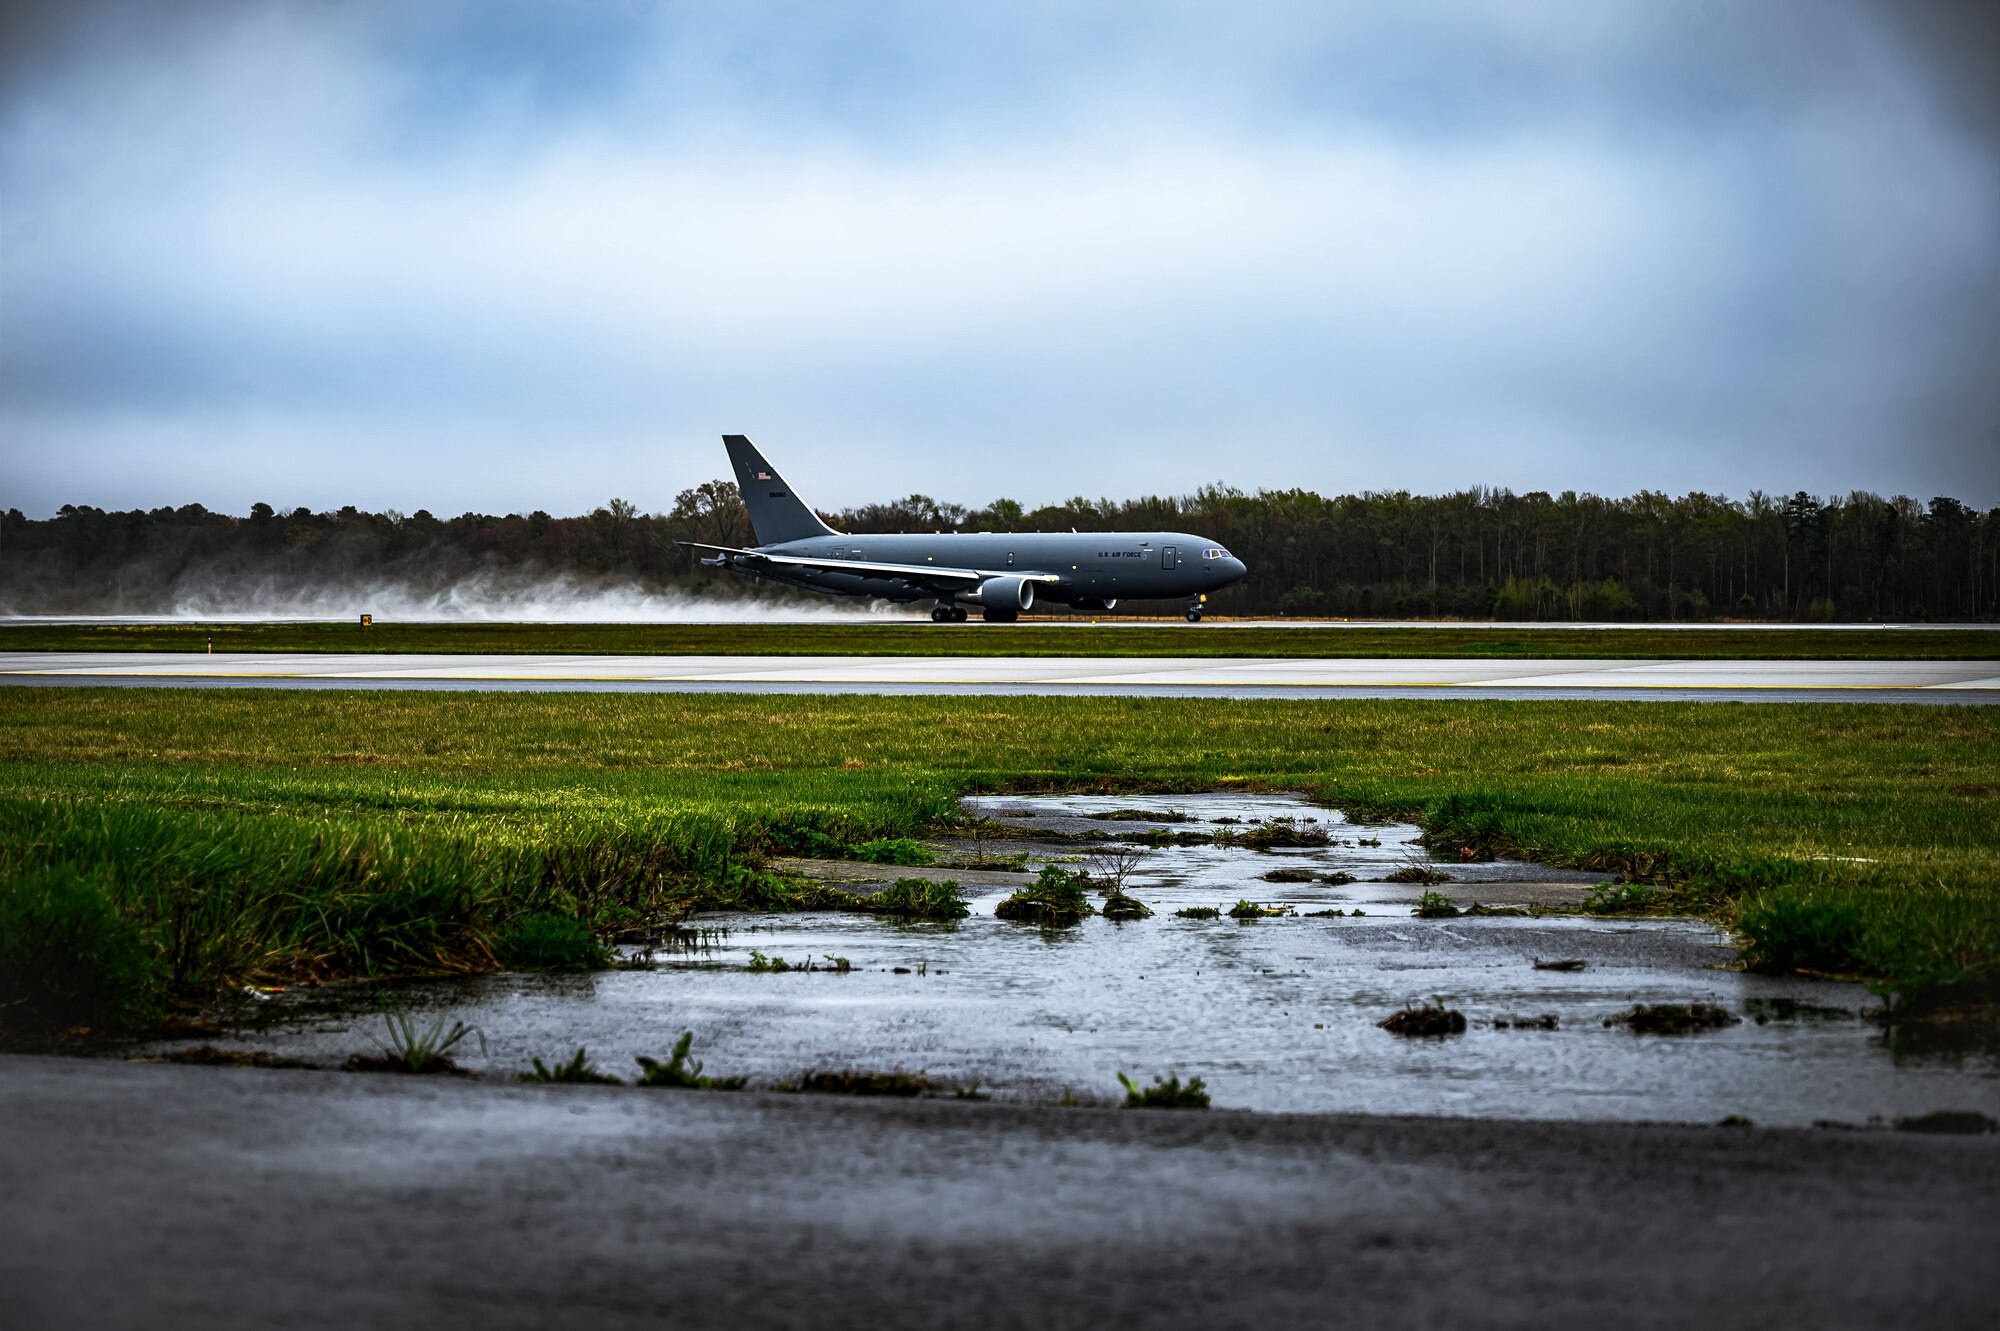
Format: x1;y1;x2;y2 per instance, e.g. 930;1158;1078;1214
1202;547;1229;560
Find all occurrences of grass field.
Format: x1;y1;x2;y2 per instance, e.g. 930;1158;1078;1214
1;686;1995;1037
4;620;1998;659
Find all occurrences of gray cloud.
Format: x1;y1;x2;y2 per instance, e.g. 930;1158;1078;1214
3;0;1996;517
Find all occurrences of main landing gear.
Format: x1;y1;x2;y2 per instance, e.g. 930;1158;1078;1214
930;604;969;623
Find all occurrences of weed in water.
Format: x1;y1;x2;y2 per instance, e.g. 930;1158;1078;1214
1412;890;1461;918
862;878;970;920
1305;908;1347;917
493;911;612;972
1228;899;1291;919
1492;1014;1559;1030
746;950;850;973
1086;808;1192;823
1117;1071;1211;1109
1604;1003;1741;1034
1386;866;1453;886
1534;958;1589;972
1260;868;1318;884
0;863;158;1040
518;1047;621;1084
1380;1000;1467;1037
635;1031;747;1090
994;864;1094;926
1320;871;1357;886
1175;906;1221;919
1238;822;1333;851
347;997;484;1073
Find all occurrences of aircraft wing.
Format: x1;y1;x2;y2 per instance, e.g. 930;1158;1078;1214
677;541;1061;586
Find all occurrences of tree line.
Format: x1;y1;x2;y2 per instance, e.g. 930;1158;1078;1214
3;481;1995;619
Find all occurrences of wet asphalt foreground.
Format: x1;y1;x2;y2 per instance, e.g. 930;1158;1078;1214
4;1054;1998;1330
10;792;1999;1326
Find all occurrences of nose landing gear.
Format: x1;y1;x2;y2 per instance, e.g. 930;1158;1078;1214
1185;594;1207;623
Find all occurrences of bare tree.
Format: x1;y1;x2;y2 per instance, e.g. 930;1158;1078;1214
1085;841;1155;898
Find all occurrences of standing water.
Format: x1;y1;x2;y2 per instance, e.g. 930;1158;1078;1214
163;793;1998;1126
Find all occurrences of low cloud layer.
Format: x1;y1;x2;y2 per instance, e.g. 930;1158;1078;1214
4;0;1997;516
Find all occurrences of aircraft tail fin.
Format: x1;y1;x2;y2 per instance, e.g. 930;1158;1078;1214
722;435;838;546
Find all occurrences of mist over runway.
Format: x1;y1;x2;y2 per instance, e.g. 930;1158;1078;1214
5;652;1996;704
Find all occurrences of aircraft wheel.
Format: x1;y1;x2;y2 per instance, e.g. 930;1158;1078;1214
1185;609;1203;623
983;609;1018;623
952;607;968;622
931;606;949;622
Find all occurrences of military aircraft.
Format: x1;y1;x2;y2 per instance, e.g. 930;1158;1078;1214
682;435;1248;621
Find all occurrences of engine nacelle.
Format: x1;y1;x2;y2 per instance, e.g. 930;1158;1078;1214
974;576;1036;613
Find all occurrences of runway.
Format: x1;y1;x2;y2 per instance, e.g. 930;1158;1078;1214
4;651;1997;702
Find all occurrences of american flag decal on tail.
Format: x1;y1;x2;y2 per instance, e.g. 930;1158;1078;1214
756;471;771;480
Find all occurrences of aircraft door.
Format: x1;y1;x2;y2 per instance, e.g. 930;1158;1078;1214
1162;546;1178;570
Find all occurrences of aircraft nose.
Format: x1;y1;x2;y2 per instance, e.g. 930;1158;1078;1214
1223;557;1247;582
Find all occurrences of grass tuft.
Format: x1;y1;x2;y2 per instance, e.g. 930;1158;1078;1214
1117;1071;1210;1109
635;1031;747;1089
994;864;1095;926
518;1047;621;1084
347;998;483;1073
861;878;970;920
850;837;933;866
1380;1000;1467;1036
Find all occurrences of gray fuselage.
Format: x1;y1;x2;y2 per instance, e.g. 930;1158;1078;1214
750;531;1245;607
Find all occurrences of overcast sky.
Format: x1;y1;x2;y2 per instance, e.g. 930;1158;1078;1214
3;0;1997;518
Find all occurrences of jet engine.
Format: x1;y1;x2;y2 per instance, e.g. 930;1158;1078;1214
974;576;1036;613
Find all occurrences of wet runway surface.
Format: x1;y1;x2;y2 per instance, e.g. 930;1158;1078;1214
5;1055;1997;1330
5;650;1998;702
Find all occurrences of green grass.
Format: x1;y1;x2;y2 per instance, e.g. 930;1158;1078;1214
349;999;484;1073
994;864;1095;925
517;1047;621;1084
3;620;1995;659
634;1032;747;1090
1118;1071;1211;1109
493;911;613;972
862;878;970;919
0;863;158;1039
0;686;1996;1030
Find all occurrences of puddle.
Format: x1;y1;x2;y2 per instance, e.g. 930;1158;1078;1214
142;792;2000;1126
